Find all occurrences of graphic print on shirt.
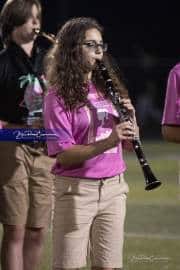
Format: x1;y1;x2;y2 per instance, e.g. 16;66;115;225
87;90;119;153
18;74;45;124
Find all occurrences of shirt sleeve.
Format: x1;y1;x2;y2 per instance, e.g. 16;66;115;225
162;68;180;125
43;91;76;157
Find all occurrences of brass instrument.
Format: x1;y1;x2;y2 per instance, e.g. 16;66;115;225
34;28;58;44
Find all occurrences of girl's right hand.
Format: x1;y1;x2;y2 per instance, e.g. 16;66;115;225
108;121;136;146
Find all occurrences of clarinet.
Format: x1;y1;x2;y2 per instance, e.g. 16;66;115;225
97;60;162;190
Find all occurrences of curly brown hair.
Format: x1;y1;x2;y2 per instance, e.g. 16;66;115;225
45;17;128;110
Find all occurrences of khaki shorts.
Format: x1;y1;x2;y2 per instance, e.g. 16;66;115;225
53;174;129;269
0;142;54;227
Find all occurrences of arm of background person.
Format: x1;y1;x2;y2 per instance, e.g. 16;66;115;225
162;125;180;143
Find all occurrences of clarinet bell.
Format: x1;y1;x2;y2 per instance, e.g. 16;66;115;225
145;176;162;190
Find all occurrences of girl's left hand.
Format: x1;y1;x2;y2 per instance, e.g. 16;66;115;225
121;98;135;117
121;98;139;139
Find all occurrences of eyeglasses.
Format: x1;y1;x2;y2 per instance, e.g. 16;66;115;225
82;41;108;52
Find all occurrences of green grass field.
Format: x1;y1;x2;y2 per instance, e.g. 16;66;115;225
122;141;180;270
1;141;180;270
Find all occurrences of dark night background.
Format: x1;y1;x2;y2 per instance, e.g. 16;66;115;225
0;0;180;139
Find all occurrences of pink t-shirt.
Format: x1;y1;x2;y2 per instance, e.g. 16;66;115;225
162;63;180;125
44;83;126;178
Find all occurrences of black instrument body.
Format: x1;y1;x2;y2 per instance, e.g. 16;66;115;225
98;60;161;190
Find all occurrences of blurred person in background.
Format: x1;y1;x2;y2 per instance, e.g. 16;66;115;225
162;64;180;143
0;1;54;269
